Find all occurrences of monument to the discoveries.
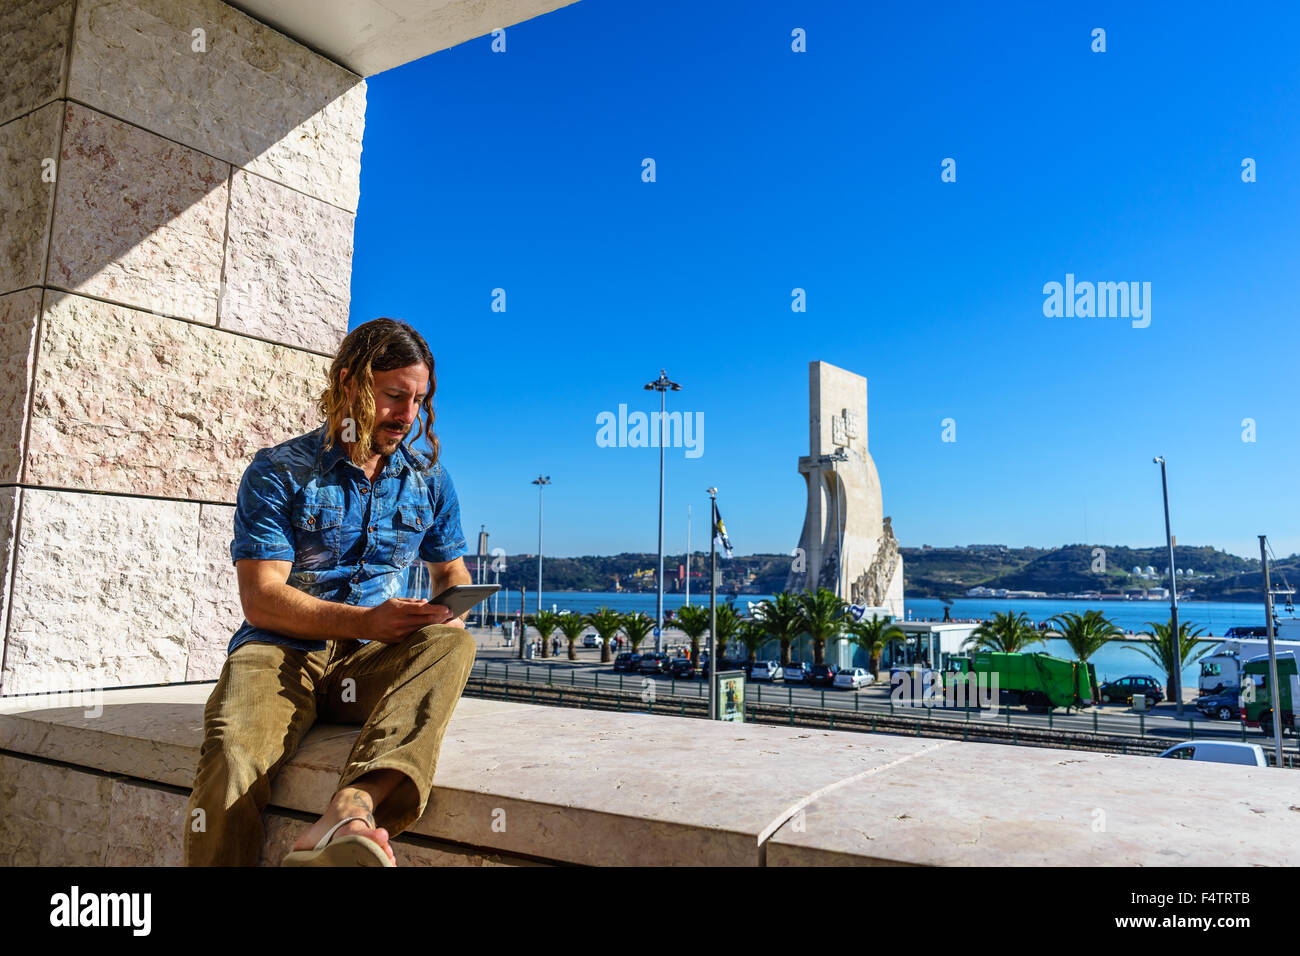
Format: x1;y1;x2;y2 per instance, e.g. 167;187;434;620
785;361;904;619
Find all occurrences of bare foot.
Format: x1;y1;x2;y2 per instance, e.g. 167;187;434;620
293;787;398;865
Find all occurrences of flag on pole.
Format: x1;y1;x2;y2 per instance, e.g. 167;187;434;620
712;499;733;558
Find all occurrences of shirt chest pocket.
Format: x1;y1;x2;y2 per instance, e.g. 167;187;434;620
388;504;433;568
291;503;344;569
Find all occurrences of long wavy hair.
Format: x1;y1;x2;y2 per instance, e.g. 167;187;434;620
318;318;440;470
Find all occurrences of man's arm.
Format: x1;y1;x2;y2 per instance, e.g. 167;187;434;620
237;559;455;643
426;556;473;627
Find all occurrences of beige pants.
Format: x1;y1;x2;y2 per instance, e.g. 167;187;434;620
183;624;476;866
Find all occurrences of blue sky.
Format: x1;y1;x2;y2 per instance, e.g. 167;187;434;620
349;0;1300;560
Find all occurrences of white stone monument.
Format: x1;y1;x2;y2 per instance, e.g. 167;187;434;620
785;361;904;619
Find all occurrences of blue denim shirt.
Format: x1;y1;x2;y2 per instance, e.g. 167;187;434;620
227;424;468;655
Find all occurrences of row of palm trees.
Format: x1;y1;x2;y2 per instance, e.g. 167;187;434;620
525;595;1217;698
964;609;1215;701
525;587;912;677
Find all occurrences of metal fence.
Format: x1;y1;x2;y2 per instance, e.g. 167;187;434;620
465;660;1299;768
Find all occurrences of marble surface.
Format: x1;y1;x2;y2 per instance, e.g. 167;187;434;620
0;290;41;483
0;753;115;866
0;490;200;694
763;738;1300;866
231;0;581;78
26;292;327;499
48;103;228;321
0;102;61;296
219;169;353;354
69;0;365;211
0;754;532;865
8;686;1293;866
186;503;242;682
0;0;73;126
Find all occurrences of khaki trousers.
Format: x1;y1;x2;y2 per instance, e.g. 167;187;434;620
183;624;477;866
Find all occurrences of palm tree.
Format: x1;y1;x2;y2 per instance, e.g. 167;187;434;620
1048;610;1121;663
754;591;805;666
737;620;768;666
1128;618;1214;702
710;604;743;663
556;611;587;660
846;613;906;679
674;604;710;665
584;606;624;664
796;587;847;666
526;610;562;659
621;611;655;653
963;611;1043;654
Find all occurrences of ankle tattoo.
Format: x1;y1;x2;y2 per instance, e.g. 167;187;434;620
348;790;376;829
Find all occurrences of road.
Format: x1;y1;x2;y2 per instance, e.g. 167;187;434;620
465;634;1280;747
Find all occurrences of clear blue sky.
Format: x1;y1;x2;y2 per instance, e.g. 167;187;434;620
349;0;1300;561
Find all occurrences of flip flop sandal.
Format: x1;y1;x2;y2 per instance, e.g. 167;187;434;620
281;815;395;867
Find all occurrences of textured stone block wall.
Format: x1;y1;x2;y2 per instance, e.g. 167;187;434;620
0;754;526;866
0;0;366;692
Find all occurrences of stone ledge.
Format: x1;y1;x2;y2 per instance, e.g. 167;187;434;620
2;684;1299;866
0;753;539;866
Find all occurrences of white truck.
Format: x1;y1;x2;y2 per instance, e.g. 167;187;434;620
1197;626;1300;695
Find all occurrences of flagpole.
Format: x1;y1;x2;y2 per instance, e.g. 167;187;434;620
685;504;691;607
708;487;717;720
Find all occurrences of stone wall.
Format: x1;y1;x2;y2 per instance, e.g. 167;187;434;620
0;0;366;693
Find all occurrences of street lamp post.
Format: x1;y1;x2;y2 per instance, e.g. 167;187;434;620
532;475;550;617
1259;535;1284;766
1153;457;1183;718
707;486;718;720
645;369;682;653
818;450;849;597
477;525;488;587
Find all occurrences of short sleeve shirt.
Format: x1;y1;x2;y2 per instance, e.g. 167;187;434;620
227;424;468;655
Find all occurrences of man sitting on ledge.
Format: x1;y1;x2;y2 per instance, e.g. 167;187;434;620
185;318;477;867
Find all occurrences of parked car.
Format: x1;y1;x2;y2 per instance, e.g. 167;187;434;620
1098;676;1163;706
699;656;746;679
1156;741;1267;767
582;633;602;648
670;657;698;679
625;653;643;673
1195;690;1240;721
808;663;839;687
613;652;635;672
749;660;782;682
833;667;874;690
638;652;671;674
783;661;811;683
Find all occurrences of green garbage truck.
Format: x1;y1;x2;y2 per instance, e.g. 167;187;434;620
944;651;1096;711
1241;652;1298;738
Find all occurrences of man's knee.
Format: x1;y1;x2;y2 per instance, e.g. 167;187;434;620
410;625;477;673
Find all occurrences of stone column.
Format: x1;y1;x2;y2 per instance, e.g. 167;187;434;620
0;0;365;692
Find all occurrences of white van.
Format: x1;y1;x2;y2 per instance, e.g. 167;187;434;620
1156;741;1267;767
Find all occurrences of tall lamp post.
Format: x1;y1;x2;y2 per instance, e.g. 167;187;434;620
532;475;550;617
477;525;489;586
707;486;718;720
1259;535;1284;766
818;450;849;597
645;369;682;653
1153;457;1183;718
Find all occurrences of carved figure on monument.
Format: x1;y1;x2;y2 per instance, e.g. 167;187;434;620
851;516;900;608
